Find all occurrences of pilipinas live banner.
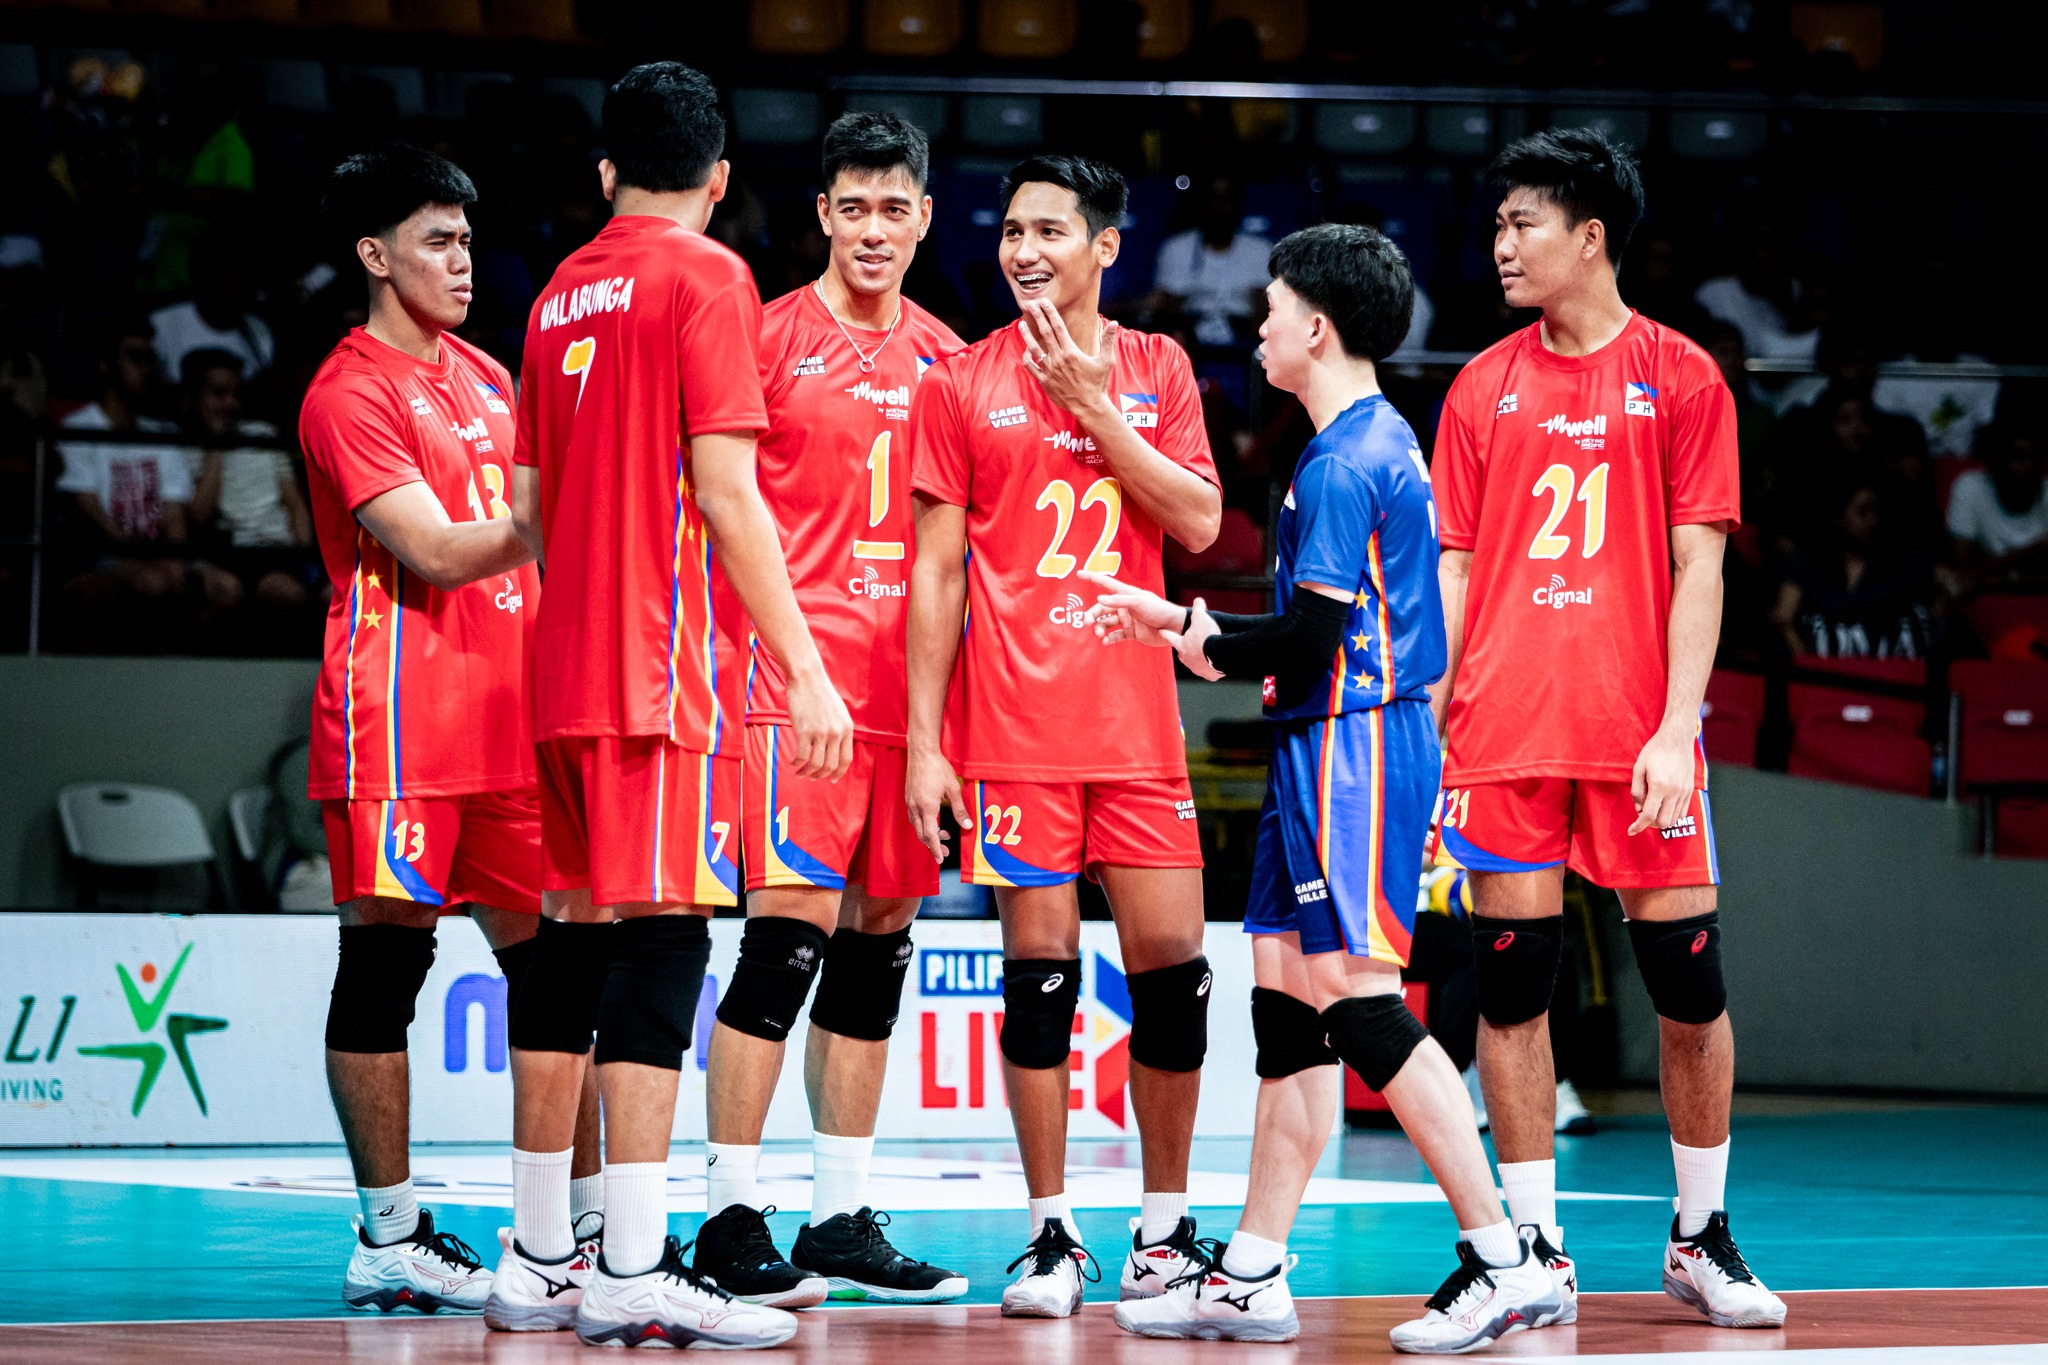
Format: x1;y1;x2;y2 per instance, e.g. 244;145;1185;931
0;914;1261;1147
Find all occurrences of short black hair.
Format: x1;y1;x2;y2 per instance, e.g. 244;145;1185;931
822;111;930;193
322;144;477;246
1000;154;1127;239
180;347;244;389
603;61;725;194
1489;127;1644;266
1268;223;1415;363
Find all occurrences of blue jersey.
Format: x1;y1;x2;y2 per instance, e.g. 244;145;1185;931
1265;394;1446;722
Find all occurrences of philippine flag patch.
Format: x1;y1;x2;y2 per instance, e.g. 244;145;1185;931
1119;392;1159;428
1625;382;1658;418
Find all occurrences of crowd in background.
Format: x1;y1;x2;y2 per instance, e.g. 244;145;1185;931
2;46;2044;673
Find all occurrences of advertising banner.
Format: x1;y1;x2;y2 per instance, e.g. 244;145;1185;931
0;914;1265;1147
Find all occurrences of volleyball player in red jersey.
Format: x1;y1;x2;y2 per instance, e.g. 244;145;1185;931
302;146;597;1316
506;64;849;1350
694;111;968;1304
1429;129;1785;1331
904;155;1223;1318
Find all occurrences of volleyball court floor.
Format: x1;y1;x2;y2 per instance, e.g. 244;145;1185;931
3;1096;2043;1362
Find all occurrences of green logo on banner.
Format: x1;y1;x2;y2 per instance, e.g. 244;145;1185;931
76;943;229;1116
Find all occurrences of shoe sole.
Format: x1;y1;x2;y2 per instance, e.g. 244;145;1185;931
730;1277;828;1311
576;1317;801;1349
1113;1310;1300;1343
1663;1272;1787;1328
485;1297;580;1332
1000;1286;1083;1318
816;1274;969;1304
343;1287;483;1314
1535;1300;1578;1327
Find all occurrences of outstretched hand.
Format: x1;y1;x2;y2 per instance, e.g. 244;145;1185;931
1078;569;1182;646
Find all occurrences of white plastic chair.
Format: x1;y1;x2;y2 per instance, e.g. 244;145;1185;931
229;786;273;864
56;783;222;908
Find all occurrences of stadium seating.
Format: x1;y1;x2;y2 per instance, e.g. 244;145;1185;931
1166;507;1266;615
1798;655;1927;687
1701;669;1765;768
750;0;848;54
1787;682;1930;796
979;0;1076;59
1208;0;1307;62
397;0;482;32
1133;0;1192;60
216;0;302;21
1992;798;2048;858
1965;593;2048;664
1952;660;2048;790
496;0;579;41
57;782;223;909
864;0;962;57
304;0;395;27
1789;1;1885;70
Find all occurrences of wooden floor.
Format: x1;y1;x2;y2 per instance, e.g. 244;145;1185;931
3;1289;2042;1363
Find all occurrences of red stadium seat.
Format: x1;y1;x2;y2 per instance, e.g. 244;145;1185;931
750;0;848;55
1964;594;2048;665
1993;798;2048;858
1701;669;1765;768
1166;507;1265;615
979;0;1077;58
1797;655;1926;688
1787;682;1929;796
1952;660;2048;791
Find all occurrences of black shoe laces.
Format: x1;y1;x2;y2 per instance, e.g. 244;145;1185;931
415;1227;484;1271
843;1208;927;1268
1423;1243;1495;1313
664;1236;735;1300
1007;1221;1101;1283
1685;1216;1758;1284
1164;1235;1229;1290
720;1205;788;1269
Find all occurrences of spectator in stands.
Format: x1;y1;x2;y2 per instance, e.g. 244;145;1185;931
1694;220;1818;360
150;230;276;384
1872;256;1999;460
1773;478;1933;661
178;347;317;618
1768;330;1932;551
1946;420;2048;591
1703;321;1776;520
1147;175;1272;346
56;319;241;642
1626;223;1713;342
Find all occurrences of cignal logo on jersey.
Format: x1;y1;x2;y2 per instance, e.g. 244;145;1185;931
1531;573;1593;609
845;379;911;420
847;564;906;600
914;950;1144;1128
494;575;524;613
1048;591;1089;628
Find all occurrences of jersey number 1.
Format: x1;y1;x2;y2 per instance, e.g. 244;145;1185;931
1527;462;1608;560
853;432;904;561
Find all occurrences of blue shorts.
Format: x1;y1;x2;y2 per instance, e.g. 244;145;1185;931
1245;699;1440;966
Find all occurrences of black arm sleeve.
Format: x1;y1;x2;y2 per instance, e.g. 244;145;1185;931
1198;589;1354;704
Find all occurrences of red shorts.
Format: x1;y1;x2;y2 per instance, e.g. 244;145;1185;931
1427;769;1720;891
322;788;542;914
960;776;1203;887
537;736;740;908
742;726;939;899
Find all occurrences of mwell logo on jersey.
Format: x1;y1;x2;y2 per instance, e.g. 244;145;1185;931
1539;413;1607;439
1045;429;1102;463
1532;573;1593;608
1625;382;1658;418
846;379;911;420
1119;392;1159;428
914;951;1142;1128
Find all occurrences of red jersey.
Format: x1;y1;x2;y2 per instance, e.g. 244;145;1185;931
1434;313;1740;785
910;321;1218;781
300;328;538;800
515;216;768;753
748;287;965;744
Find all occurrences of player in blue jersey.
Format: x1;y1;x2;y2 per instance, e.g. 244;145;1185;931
1082;224;1561;1355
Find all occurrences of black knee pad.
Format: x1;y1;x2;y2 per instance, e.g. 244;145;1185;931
809;926;915;1041
594;915;711;1070
492;938;538;1034
1251;986;1338;1078
1628;911;1727;1025
510;916;615;1055
1321;993;1429;1092
715;915;830;1043
999;957;1082;1069
1472;914;1563;1027
1126;955;1213;1073
325;923;436;1054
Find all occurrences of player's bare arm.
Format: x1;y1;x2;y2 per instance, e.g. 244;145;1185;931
509;464;542;565
904;492;973;859
1432;548;1473;738
691;429;854;782
1018;298;1221;551
355;479;535;591
1630;522;1727;835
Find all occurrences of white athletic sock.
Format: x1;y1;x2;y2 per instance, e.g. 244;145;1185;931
603;1162;669;1277
705;1142;760;1217
1462;1219;1523;1270
1497;1158;1558;1245
1672;1137;1730;1238
1028;1193;1077;1242
1221;1228;1286;1280
359;1178;417;1247
1139;1190;1188;1244
512;1147;574;1260
811;1131;874;1224
571;1172;604;1235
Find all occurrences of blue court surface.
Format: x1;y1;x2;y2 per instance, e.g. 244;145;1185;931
6;1099;2043;1326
